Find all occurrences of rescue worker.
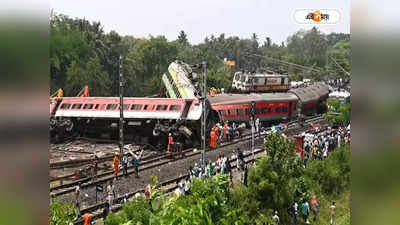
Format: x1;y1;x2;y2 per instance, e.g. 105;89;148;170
168;133;173;153
83;213;92;225
113;152;120;179
209;129;217;149
57;88;63;98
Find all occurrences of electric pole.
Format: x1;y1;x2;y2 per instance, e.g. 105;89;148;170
201;61;207;170
119;55;124;159
251;101;255;160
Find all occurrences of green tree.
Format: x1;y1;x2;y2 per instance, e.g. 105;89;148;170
50;199;78;225
177;30;190;47
248;131;303;224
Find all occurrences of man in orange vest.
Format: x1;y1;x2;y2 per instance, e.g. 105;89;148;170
113;152;119;179
83;213;92;225
209;129;217;148
168;133;173;153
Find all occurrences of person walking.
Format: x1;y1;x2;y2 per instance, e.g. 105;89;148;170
113;152;119;180
301;199;310;224
330;201;336;225
292;201;298;225
272;211;280;225
311;196;319;221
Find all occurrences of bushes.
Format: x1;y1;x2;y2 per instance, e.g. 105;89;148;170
305;144;350;195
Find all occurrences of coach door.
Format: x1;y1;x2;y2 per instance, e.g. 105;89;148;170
288;102;293;118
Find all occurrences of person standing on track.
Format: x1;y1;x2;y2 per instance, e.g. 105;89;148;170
168;133;173;153
106;180;115;212
74;183;81;216
113;152;119;180
209;129;217;149
92;154;98;181
214;124;220;145
122;153;128;177
223;121;229;141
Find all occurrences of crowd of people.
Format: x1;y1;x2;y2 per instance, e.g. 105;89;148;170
302;125;350;168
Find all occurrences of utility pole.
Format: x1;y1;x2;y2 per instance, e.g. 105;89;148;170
251;101;255;160
201;61;207;170
119;55;124;159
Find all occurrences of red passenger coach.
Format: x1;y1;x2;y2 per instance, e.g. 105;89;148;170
209;93;299;124
49;97;210;146
54;97;202;120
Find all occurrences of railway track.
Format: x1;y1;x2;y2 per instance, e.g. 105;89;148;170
50;115;326;197
67;116;329;224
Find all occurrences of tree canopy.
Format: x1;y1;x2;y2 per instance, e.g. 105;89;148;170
50;12;350;97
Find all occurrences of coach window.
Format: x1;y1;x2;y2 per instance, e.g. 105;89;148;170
156;105;168;111
83;104;93;109
245;108;250;115
235;74;240;81
219;110;226;115
143;105;149;110
94;104;99;109
106;104;117;110
131;104;143;110
268;108;272;113
60;104;71;109
261;108;267;114
255;107;260;114
282;107;288;113
169;105;181;111
72;104;82;109
240;75;246;82
237;109;243;115
275;107;281;113
123;104;130;110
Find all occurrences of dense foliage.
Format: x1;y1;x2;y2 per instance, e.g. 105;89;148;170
50;13;350;97
50;199;78;225
324;99;351;126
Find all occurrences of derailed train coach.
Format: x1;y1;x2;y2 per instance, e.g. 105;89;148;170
209;82;330;125
50;96;219;147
